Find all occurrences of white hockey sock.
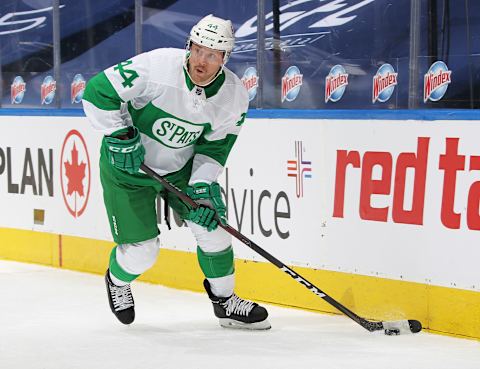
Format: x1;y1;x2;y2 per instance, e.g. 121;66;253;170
207;274;235;298
110;271;129;287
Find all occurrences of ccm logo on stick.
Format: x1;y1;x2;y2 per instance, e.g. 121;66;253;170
281;266;326;297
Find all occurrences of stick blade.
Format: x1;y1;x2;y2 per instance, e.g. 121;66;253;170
383;319;423;335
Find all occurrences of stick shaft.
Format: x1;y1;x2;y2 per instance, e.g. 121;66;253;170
140;163;382;332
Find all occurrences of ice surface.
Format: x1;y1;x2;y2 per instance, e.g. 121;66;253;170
0;260;479;369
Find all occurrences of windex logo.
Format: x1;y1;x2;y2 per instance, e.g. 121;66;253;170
424;61;452;103
281;66;303;103
241;67;259;101
41;76;56;105
325;64;348;102
10;76;26;104
372;64;398;103
71;74;86;104
234;0;375;54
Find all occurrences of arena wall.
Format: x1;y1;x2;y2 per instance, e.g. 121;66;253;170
0;112;479;339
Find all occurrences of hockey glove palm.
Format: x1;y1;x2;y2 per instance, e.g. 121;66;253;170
186;182;227;231
104;126;145;174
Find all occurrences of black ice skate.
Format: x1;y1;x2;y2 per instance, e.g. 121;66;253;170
203;279;271;330
105;270;135;325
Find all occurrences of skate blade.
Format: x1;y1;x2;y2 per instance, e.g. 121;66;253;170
219;318;271;330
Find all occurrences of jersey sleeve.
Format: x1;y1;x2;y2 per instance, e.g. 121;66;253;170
82;52;151;135
189;85;249;185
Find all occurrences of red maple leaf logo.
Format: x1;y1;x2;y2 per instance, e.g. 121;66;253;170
64;142;86;197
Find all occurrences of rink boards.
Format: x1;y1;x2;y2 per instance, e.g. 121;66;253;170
0;114;479;339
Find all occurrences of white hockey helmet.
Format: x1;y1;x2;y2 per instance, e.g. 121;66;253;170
187;14;235;64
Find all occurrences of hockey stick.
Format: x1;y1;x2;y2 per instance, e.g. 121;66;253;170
140;163;422;335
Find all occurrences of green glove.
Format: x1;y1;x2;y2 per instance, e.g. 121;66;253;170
103;126;145;174
188;206;218;232
186;182;227;231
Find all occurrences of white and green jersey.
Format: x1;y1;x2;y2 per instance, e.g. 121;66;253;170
82;48;248;184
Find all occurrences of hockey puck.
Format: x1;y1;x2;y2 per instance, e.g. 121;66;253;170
384;328;400;336
408;319;422;333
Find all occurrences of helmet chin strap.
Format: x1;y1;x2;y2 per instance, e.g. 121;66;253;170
184;54;224;87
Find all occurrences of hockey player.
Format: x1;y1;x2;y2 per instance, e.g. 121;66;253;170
82;15;270;330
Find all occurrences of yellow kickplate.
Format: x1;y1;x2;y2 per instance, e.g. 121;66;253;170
1;228;479;339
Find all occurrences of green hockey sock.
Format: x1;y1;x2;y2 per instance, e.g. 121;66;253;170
197;245;234;278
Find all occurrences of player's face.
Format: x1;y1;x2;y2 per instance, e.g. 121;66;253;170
188;43;224;85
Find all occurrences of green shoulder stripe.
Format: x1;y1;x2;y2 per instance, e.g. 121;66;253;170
195;134;238;166
82;72;123;111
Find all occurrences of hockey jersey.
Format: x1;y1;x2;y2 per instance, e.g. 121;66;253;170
82;48;248;184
